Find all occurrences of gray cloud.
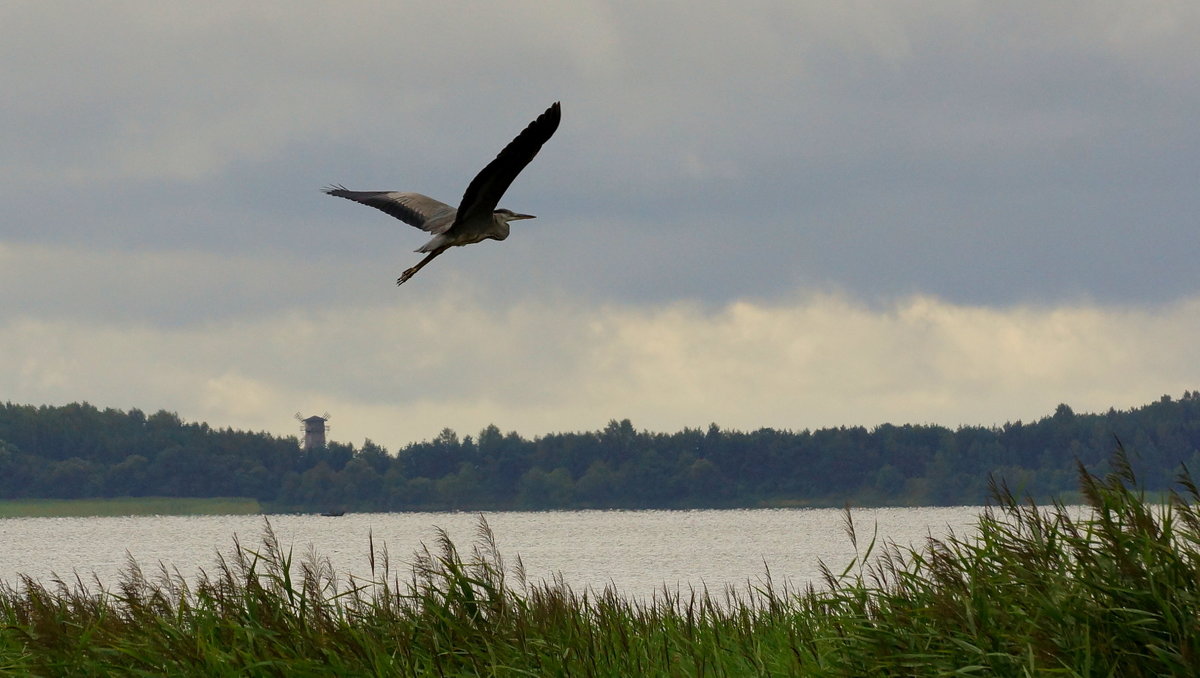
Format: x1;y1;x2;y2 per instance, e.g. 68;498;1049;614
3;2;1199;442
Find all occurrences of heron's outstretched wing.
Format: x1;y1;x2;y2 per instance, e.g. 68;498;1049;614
323;186;456;233
452;102;561;229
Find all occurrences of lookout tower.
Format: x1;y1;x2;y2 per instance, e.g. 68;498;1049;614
295;412;330;450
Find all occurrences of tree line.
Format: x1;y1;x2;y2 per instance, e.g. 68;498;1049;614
2;393;1200;511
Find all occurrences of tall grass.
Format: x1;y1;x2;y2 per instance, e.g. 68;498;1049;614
2;447;1198;676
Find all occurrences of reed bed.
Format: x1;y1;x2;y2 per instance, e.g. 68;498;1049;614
2;448;1198;676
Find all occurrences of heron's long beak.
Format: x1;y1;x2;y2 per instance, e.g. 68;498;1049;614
511;213;536;220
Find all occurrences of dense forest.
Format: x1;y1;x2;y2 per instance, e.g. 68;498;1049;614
3;393;1200;510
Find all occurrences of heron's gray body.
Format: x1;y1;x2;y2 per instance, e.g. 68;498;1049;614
325;102;561;285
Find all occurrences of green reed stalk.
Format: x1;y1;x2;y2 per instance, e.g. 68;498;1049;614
2;444;1198;676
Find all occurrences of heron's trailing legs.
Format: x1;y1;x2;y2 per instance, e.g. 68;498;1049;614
397;247;448;286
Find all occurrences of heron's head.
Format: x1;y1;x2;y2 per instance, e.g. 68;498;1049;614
495;208;535;222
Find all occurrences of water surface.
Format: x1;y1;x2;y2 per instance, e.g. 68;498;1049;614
0;507;987;597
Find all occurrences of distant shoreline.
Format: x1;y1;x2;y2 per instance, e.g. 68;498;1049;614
0;496;262;518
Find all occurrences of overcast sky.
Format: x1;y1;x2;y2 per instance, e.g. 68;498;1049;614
3;2;1198;449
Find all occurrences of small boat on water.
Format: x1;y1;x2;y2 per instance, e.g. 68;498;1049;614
319;510;345;517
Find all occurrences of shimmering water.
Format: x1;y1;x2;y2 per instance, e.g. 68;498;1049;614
0;507;987;597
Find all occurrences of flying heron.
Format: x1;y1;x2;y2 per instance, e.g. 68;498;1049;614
325;102;561;285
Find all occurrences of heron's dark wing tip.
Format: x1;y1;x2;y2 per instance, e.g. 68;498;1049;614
452;102;563;222
541;102;562;134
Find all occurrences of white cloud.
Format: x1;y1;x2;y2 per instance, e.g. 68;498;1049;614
4;246;1198;448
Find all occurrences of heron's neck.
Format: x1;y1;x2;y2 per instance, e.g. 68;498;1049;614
491;215;512;240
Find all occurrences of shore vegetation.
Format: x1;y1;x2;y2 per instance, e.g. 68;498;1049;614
0;496;261;518
2;447;1197;675
5;392;1200;511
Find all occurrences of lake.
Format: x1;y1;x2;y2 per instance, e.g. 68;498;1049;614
0;507;988;597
